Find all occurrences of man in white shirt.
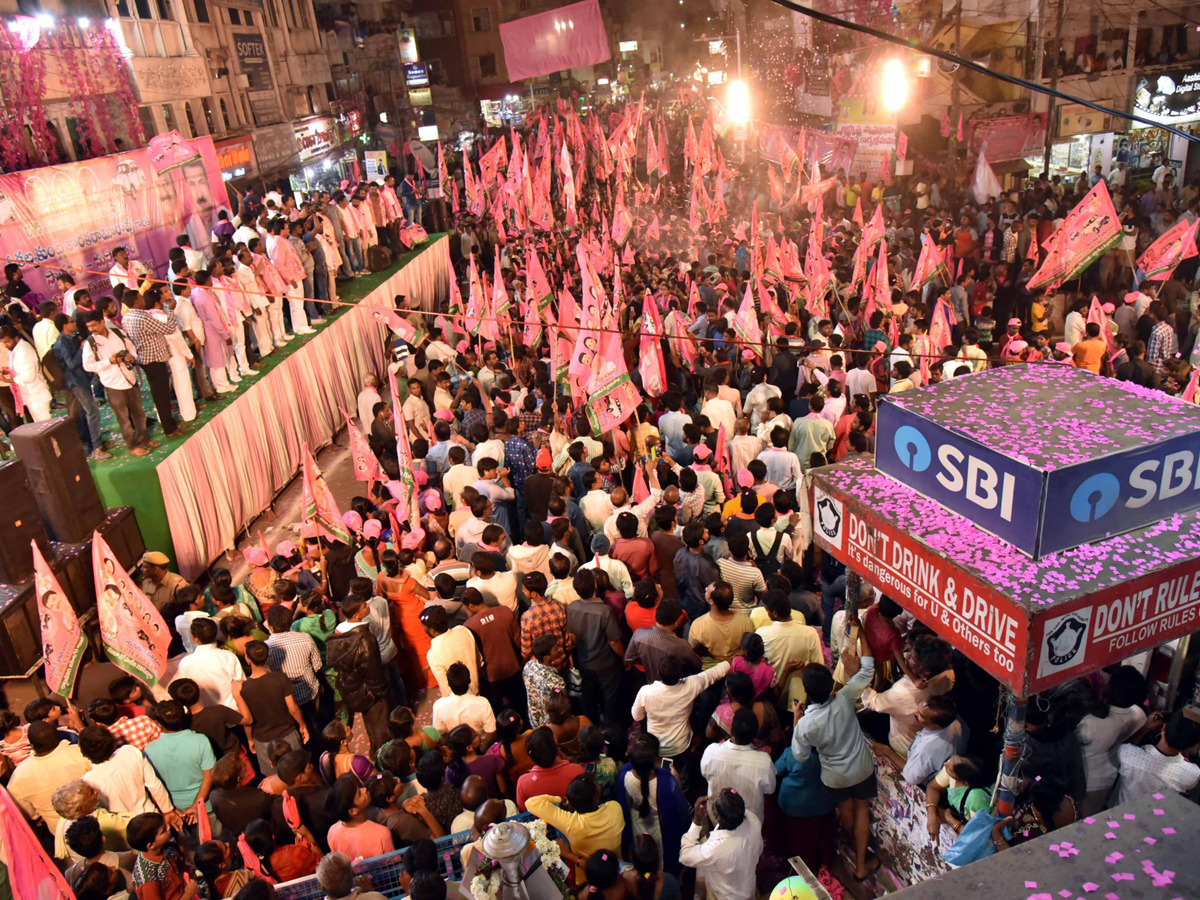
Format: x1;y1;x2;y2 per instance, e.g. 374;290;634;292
700;383;736;439
402;378;432;442
357;375;382;435
79;725;177;819
442;447;479;512
430;662;497;736
601;483;662;544
632;658;729;786
579;472;615;535
32;302;59;361
421;606;480;697
1115;711;1200;806
580;534;634;599
678;789;763;900
108;246;148;291
0;329;53;420
81;311;152;454
176;617;248;713
758;429;805;491
699;708;777;820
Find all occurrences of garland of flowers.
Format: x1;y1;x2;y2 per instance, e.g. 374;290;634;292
469;822;571;900
73;24;116;157
0;29;29;171
18;27;58;166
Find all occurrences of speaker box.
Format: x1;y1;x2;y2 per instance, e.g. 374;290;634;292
9;419;104;543
95;507;146;573
49;540;95;618
0;582;42;677
0;459;51;583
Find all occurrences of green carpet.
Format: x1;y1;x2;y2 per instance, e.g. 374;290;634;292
90;237;447;567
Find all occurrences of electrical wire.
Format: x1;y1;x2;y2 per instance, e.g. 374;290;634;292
764;0;1200;143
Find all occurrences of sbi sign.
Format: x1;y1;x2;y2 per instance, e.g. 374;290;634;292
876;407;1046;557
876;400;1200;559
1043;433;1200;555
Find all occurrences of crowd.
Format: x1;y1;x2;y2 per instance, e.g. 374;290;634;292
0;174;414;457
2;92;1200;900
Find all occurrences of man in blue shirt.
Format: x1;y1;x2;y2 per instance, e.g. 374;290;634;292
53;315;108;459
657;391;693;463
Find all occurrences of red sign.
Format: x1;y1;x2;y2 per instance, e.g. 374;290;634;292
966;113;1047;162
1028;556;1200;693
813;482;1030;692
214;138;257;178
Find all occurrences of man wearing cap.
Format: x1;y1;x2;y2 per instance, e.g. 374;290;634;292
997;318;1023;358
688;445;726;514
1115;294;1139;344
140;552;190;611
525;448;557;524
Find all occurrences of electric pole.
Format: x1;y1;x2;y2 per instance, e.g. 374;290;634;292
1042;0;1065;179
950;1;962;175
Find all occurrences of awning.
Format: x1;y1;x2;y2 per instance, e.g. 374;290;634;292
992;158;1032;175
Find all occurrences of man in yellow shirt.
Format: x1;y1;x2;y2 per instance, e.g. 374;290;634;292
526;774;623;880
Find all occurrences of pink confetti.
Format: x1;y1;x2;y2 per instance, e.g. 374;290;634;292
1106;821;1119;828
1144;837;1157;845
1104;833;1116;840
1152;808;1164;815
1028;894;1053;900
1081;885;1098;894
1152;792;1164;799
1104;895;1119;900
1058;891;1072;898
1162;827;1176;835
1105;853;1123;863
1025;882;1039;889
1111;874;1135;882
1083;817;1096;824
1122;813;1136;820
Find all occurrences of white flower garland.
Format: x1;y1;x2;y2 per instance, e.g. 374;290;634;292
470;871;501;900
527;820;570;879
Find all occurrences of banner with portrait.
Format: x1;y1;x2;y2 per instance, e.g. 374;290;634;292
93;532;170;686
32;541;86;698
0;130;230;308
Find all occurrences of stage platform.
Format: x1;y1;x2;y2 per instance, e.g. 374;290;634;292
91;235;451;581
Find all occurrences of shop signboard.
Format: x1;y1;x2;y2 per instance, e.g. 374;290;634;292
253;122;299;172
214;136;257;181
397;27;419;64
1133;67;1200;126
365;151;389;179
294;117;338;163
404;62;430;88
410;88;433;107
233;31;280;123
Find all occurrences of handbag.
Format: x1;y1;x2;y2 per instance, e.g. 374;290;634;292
565;665;584;701
941;810;1005;867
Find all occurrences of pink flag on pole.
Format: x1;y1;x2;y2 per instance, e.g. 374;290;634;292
1086;295;1114;351
732;281;763;358
631;465;651;504
387;370;419;523
638;289;667;397
94;531;169;686
852;197;864;228
911;236;946;288
1028;180;1121;290
32;540;85;698
1182;368;1199;404
1137;216;1200;281
570;241;607;398
302;443;352;543
499;1;612;84
585;326;642;434
341;407;383;482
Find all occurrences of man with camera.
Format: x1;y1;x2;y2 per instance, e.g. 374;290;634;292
80;310;157;457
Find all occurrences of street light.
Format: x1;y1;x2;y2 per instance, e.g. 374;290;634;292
727;78;750;124
880;58;908;112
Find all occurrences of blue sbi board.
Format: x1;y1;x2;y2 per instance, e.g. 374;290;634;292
872;367;1200;559
875;401;1047;556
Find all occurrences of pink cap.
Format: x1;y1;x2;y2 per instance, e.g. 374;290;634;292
1123;292;1138;304
736;469;754;488
1055;341;1073;353
434;409;455;422
1007;318;1022;326
873;340;887;352
536;448;553;468
243;548;269;567
385;480;407;501
1006;340;1028;354
300;523;319;539
415;468;429;486
363;519;383;539
456;339;470;352
423;489;443;511
342;510;363;532
401;528;426;550
693;445;711;460
276;541;298;558
1102;302;1115;314
742;349;756;359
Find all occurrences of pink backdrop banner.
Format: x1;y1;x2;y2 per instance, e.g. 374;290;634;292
0;131;230;307
156;236;451;580
499;0;611;82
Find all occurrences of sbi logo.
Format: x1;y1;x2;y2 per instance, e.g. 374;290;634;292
1068;449;1200;524
1069;473;1119;523
891;425;1016;522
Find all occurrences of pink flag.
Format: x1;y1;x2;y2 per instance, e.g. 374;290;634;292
303;443;352;542
1086;295;1114;352
1137;217;1200;281
560;143;578;229
647;215;660;241
386;371;419;523
714;425;733;497
585;325;642;434
570;241;606;399
612;184;633;247
465;255;484;335
732;281;763;358
341;407;383;482
94;531;169;686
639;289;667;397
0;786;74;900
32;540;85;698
1028;181;1121;290
912;236;951;287
631;465;650;503
852;197;864;228
940;111;951;137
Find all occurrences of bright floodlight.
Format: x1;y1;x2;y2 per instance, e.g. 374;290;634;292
880;58;907;112
727;79;750;125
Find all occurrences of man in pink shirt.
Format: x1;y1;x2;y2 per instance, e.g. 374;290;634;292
336;193;366;275
267;220;314;336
